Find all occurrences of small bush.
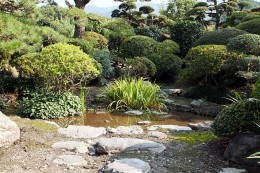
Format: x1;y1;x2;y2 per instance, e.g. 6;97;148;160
17;92;82;119
135;25;163;41
252;78;260;99
227;34;260;56
83;31;108;49
125;57;156;78
102;78;165;110
236;18;260;35
194;28;247;46
212;99;260;137
0;98;7;109
67;38;95;55
241;14;260;22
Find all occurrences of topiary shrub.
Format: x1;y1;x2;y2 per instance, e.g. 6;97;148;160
252;77;260;99
135;25;163;42
226;11;249;26
16;43;101;92
212;99;260;137
170;21;203;57
241;14;260;22
102;78;165;110
67;38;95;55
227;34;260;56
125;57;156;78
194;28;247;46
83;31;108;49
120;35;158;59
17;92;82;119
179;45;228;84
236;18;260;35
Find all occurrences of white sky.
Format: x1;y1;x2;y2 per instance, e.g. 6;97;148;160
55;0;164;8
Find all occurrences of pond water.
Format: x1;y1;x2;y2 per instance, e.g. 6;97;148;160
51;111;212;128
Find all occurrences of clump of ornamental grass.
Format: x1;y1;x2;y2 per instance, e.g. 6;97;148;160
102;78;166;110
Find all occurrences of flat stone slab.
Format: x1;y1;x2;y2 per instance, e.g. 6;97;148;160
147;125;192;131
124;110;143;115
53;155;87;166
52;141;89;153
107;126;143;135
219;168;248;173
95;137;166;154
148;131;167;139
150;111;168;115
0;111;20;148
58;125;106;138
103;158;150;173
188;121;212;131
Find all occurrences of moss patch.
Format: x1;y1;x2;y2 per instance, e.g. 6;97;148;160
29;120;57;132
172;132;217;145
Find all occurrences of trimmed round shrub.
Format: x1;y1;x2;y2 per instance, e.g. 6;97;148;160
16;43;101;92
236;18;260;35
170;21;203;57
226;11;249;26
252;77;260;99
102;78;165;110
83;31;108;49
194;28;247;46
156;40;180;54
135;25;163;42
241;14;260;22
120;35;158;59
212;99;260;137
179;45;228;84
125;57;156;78
227;34;260;56
67;38;95;55
17;92;82;119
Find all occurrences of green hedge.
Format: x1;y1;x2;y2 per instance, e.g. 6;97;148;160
236;18;260;35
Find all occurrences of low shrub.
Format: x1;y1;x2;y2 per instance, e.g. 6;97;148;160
0;98;7;109
236;18;260;35
135;25;163;42
17;92;82;119
212;98;260;137
227;34;260;56
102;78;165;110
83;31;108;49
67;38;95;55
252;78;260;99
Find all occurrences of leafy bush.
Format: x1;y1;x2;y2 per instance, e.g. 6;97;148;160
227;34;260;56
67;38;95;55
212;99;260;137
236;18;260;35
183;85;230;104
135;25;163;41
125;57;156;78
17;92;82;119
252;77;260;99
0;98;7;109
102;78;165;110
179;45;228;84
241;14;260;22
83;31;108;49
170;21;203;57
194;28;247;46
226;11;249;26
16;43;101;92
120;35;158;59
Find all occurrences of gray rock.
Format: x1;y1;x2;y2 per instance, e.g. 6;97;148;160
124;110;143;116
147;125;192;131
103;158;150;173
188;121;212;131
137;121;151;125
150;111;168;116
219;168;247;173
43;120;60;128
58;125;106;138
0;111;20;148
164;99;175;104
115;126;143;135
148;131;167;139
95;137;166;154
53;155;87;166
52;141;89;153
190;99;205;108
161;89;183;96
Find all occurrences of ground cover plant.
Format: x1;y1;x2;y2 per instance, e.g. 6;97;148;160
102;78;166;110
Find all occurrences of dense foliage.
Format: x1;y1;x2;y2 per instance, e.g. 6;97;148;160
252;77;260;99
17;92;82;119
212;99;260;137
102;78;165;110
83;31;108;49
236;18;260;35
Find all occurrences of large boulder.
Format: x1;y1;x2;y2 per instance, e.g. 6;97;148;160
0;111;20;148
224;134;260;172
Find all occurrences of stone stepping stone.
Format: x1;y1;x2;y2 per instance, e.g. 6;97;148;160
124;110;143;115
147;125;192;131
218;168;247;173
0;111;20;148
95;137;166;154
102;158;150;173
107;126;143;135
53;155;87;166
52;141;90;153
147;131;167;139
58;125;106;138
188;121;212;131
